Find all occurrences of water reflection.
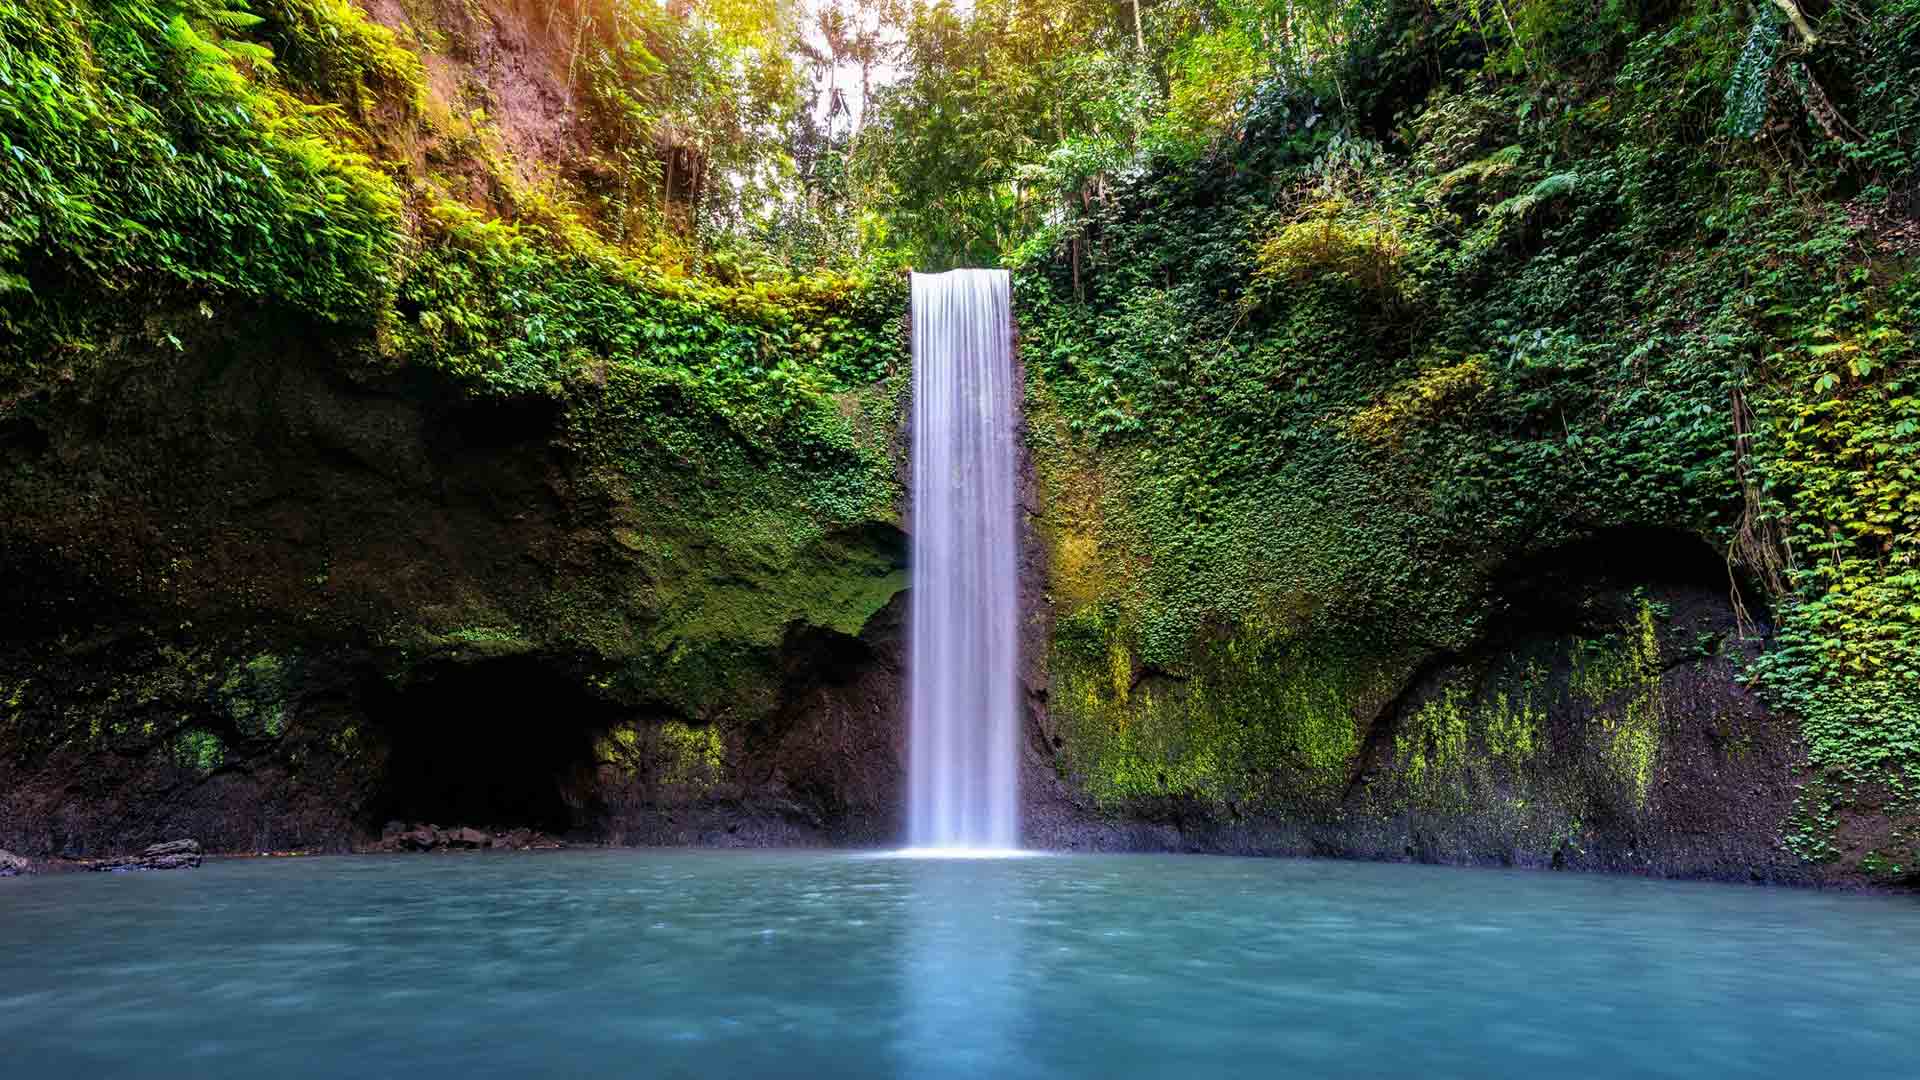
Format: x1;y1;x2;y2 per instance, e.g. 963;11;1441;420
897;857;1028;1078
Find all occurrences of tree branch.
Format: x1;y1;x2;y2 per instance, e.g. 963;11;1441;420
1771;0;1818;45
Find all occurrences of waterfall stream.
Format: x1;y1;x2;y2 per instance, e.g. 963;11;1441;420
908;268;1020;851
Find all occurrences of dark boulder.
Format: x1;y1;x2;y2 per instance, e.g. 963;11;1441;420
375;823;504;851
86;839;202;872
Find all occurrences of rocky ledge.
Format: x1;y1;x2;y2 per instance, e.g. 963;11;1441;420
85;839;203;872
371;822;566;853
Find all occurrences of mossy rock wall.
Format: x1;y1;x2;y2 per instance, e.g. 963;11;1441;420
1025;554;1812;882
0;304;911;856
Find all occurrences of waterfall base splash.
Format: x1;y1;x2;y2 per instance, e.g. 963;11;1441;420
885;847;1043;860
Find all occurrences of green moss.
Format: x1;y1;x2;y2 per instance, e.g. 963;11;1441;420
531;519;904;721
596;720;727;793
1346;356;1492;447
1568;599;1663;807
219;653;290;738
1054;615;1396;808
657;721;725;792
0;677;32;757
1390;663;1548;821
366;192;911;724
596;727;637;774
1397;682;1471;800
416;626;538;660
1368;600;1669;824
327;722;361;760
1484;662;1546;765
530;337;905;716
172;727;226;774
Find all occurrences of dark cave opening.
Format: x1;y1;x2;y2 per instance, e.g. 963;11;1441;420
364;658;623;834
1491;527;1770;636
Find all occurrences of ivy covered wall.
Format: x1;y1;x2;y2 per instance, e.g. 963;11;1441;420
1016;0;1918;882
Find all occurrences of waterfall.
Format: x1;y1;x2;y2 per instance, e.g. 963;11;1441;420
908;269;1020;851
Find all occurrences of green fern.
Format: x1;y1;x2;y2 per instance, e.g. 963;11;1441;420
1432;143;1524;196
206;6;261;29
1486;171;1581;224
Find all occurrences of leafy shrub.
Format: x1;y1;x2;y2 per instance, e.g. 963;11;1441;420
257;0;428;120
1347;357;1492;445
1251;199;1407;296
0;0;402;393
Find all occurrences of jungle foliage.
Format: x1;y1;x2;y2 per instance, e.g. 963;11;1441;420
0;0;909;735
1;0;1916;872
1011;0;1918;875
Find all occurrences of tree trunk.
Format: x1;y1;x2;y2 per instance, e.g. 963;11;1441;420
859;60;872;133
663;140;676;225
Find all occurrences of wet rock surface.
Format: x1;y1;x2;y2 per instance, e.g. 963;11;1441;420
85;839;203;872
0;849;29;876
371;822;564;853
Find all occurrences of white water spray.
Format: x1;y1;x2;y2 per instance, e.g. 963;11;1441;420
907;268;1020;851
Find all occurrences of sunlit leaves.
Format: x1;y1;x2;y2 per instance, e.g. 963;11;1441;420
0;0;401;393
